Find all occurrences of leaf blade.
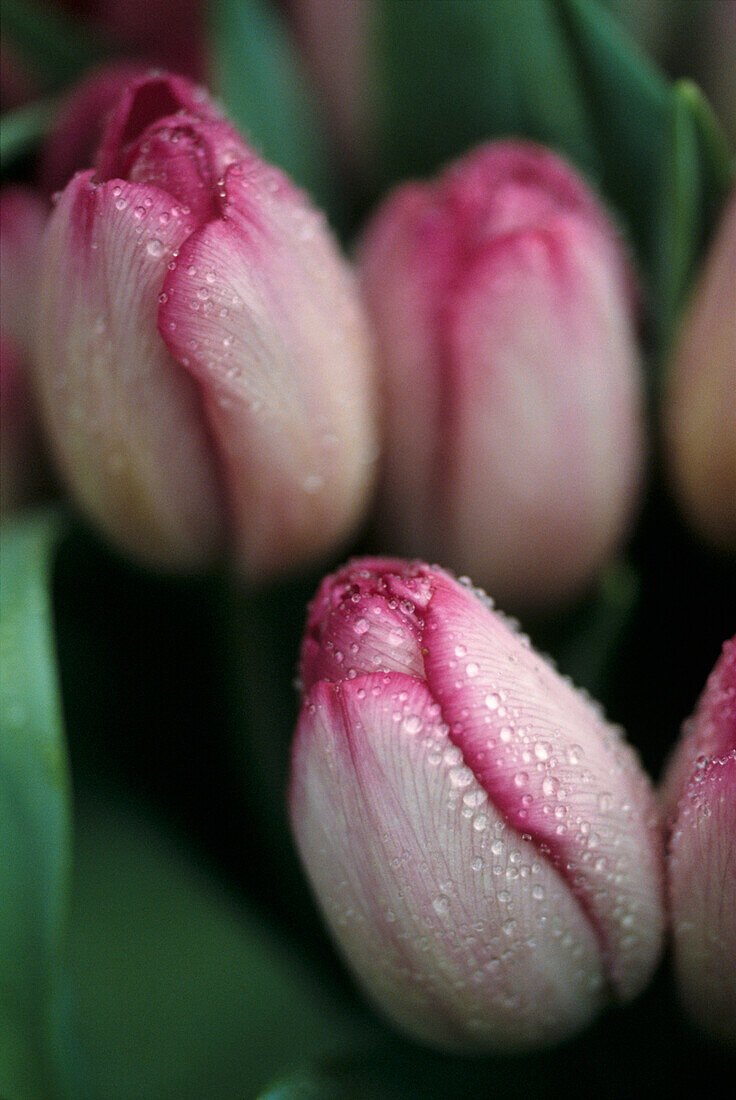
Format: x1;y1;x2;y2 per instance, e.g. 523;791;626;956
0;509;71;1100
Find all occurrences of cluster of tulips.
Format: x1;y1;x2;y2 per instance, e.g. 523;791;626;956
1;55;734;1059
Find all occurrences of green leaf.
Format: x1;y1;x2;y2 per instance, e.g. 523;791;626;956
653;80;734;360
209;0;336;213
377;0;599;189
653;82;703;358
0;98;56;167
67;787;375;1100
0;0;106;90
0;510;72;1100
682;80;735;210
554;0;670;264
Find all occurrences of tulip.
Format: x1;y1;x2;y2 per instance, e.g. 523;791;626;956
281;0;374;174
662;637;736;1046
664;192;736;552
358;141;645;613
0;188;49;509
289;558;664;1052
31;72;378;577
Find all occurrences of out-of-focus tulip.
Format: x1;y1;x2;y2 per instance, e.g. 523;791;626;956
358;141;645;613
40;62;146;195
289;557;664;1052
664;192;736;552
662;637;736;1047
31;72;378;577
281;0;374;174
0;188;49;509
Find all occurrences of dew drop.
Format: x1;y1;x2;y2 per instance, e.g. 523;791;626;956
449;765;473;789
432;894;450;916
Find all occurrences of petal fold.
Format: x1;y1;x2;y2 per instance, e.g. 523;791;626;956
158;162;377;577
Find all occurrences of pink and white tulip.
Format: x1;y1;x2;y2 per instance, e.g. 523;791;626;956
31;72;378;577
358;141;645;612
289;558;664;1052
0;188;49;509
664;192;736;552
662;637;736;1046
282;0;374;174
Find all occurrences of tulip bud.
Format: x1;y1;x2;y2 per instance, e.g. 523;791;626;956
289;558;664;1052
282;0;374;174
662;637;736;1046
31;72;377;577
0;188;49;509
664;192;736;552
358;141;645;612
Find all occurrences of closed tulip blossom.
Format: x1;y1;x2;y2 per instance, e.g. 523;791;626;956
664;192;736;551
282;0;374;173
31;72;377;577
289;558;664;1051
662;637;736;1046
358;142;645;612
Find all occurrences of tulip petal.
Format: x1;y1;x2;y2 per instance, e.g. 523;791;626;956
668;750;736;1045
441;222;643;607
33;172;223;568
291;672;605;1051
96;71;223;181
123;115;249;225
662;637;736;818
421;570;663;1000
158;161;377;577
300;556;428;689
